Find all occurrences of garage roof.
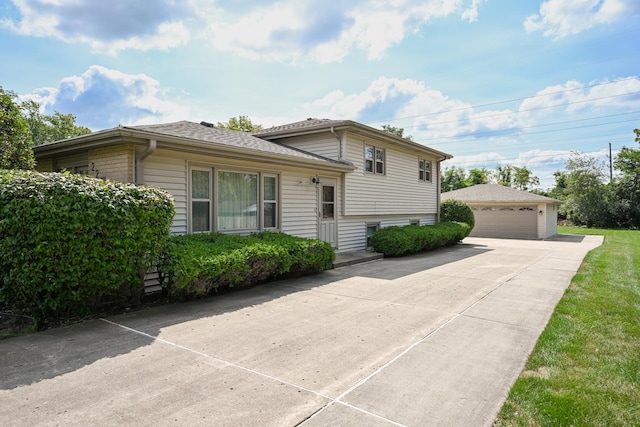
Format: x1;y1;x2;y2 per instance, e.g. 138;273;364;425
442;184;562;204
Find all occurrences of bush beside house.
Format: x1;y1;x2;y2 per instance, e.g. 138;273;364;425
160;232;334;297
0;170;175;325
370;222;470;257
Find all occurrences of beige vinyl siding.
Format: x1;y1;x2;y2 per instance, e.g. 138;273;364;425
88;145;135;182
54;153;89;173
343;135;439;216
142;153;188;234
544;203;558;238
275;133;340;160
141;149;338;239
280;172;319;240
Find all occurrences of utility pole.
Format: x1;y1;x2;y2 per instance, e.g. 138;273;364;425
609;142;613;182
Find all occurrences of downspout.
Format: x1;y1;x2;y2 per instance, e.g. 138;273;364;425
436;159;442;223
330;127;348;217
135;139;156;184
330;126;346;160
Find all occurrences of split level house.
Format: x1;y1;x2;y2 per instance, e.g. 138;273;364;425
33;119;453;253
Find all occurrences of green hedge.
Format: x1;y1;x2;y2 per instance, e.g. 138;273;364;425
0;170;175;323
370;222;470;257
440;198;475;235
160;231;334;297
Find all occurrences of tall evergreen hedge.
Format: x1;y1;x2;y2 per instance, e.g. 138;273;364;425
0;170;175;323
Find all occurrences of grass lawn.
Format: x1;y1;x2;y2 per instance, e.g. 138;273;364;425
495;227;640;426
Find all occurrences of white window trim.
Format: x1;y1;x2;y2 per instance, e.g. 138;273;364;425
261;174;279;230
365;144;385;175
188;163;281;234
419;159;432;182
189;166;213;233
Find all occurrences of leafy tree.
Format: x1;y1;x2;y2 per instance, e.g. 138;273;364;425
441;166;467;192
634;128;639;144
512;165;540;190
0;86;35;170
466;167;490;186
22;100;91;145
381;124;413;140
217;115;262;132
613;146;640;227
493;164;513;187
563;152;610;227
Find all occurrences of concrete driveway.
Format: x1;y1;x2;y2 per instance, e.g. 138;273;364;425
0;235;603;427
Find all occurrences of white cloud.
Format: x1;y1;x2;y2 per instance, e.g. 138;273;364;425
1;0;191;54
206;0;482;63
519;77;640;115
524;0;637;38
24;65;191;130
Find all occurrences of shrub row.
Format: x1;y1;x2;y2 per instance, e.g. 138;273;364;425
370;222;471;257
159;231;335;297
0;170;175;324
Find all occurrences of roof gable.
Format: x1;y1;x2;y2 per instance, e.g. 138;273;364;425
443;184;562;204
256;118;453;160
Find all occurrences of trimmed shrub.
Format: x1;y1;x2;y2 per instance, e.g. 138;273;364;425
0;169;175;323
370;222;470;257
160;231;334;297
440;198;475;235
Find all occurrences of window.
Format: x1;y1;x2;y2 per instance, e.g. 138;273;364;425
218;171;258;230
189;166;279;233
191;168;212;232
366;223;380;247
263;175;278;228
419;159;431;182
365;145;385;174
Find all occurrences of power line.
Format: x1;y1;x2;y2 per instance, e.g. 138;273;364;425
399;92;640;130
365;77;640;125
418;116;640;144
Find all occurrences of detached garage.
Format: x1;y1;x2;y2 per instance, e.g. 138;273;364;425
443;184;562;239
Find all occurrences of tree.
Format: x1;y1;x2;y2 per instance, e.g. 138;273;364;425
22;101;91;145
512;166;540;190
613;146;640;227
441;166;467;192
217;115;262;132
563;152;610;227
381;124;413;140
493;164;513;187
0;86;35;170
634;128;639;144
466;167;490;186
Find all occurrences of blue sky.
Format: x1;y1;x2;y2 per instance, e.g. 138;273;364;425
1;0;639;188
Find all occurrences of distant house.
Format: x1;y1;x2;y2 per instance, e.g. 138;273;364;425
34;119;452;252
443;184;561;239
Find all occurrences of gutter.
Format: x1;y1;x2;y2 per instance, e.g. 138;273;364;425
135;139;156;184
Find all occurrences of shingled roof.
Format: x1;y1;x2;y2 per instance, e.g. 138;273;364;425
255;118;346;135
125;121;352;165
34;120;354;171
443;184;562;204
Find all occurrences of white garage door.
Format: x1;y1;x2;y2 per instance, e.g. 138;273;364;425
470;206;538;239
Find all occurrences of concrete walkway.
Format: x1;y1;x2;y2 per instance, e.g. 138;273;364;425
0;235;603;427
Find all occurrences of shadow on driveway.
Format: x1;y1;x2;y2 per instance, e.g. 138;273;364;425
0;242;491;390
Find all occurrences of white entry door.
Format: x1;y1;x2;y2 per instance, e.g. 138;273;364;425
319;178;338;247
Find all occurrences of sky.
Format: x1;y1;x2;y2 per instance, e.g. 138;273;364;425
1;0;639;189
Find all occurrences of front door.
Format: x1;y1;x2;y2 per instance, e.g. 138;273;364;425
319;178;337;247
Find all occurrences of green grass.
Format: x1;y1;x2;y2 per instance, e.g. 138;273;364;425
495;227;640;426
